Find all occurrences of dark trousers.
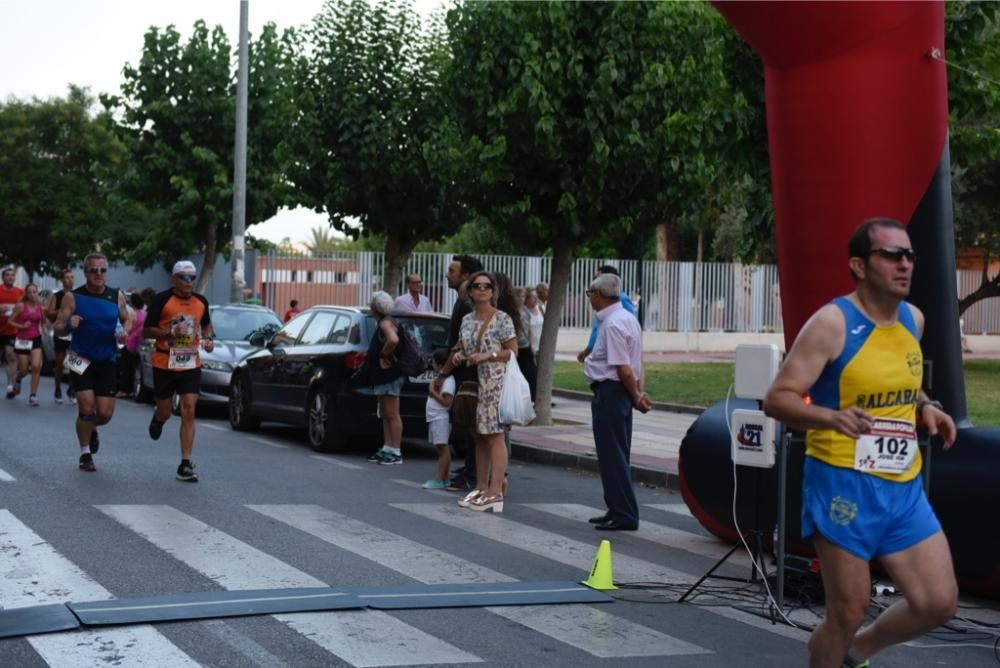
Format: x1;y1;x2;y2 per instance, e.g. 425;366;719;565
517;347;537;402
591;380;638;527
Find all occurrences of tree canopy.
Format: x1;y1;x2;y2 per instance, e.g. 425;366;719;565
0;86;127;278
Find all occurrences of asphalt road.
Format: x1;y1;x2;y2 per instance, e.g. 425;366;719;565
0;377;990;667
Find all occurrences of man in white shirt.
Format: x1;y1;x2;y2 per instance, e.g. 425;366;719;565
394;274;434;312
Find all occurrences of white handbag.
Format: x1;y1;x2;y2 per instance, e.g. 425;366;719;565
498;358;535;426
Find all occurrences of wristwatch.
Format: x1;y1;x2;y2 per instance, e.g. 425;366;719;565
491;351;497;360
917;398;944;413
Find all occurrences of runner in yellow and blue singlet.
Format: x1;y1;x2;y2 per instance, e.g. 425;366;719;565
764;219;958;668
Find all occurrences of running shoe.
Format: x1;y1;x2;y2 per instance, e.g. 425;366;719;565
421;479;448;489
148;415;164;441
68;387;77;405
14;376;21;396
89;430;100;455
366;448;388;463
378;452;403;465
5;385;13;400
79;453;96;472
842;656;870;668
176;461;198;482
54;386;63;404
28;394;39;407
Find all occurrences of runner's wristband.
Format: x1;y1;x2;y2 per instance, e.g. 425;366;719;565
917;398;944;413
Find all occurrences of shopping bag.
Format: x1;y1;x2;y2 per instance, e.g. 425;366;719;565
498;358;535;426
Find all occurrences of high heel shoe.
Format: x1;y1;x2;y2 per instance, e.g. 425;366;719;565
458;489;485;508
469;493;503;513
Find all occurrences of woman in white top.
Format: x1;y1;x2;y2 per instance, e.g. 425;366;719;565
522;288;544;358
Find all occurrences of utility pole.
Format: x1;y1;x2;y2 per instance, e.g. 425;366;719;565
230;0;249;303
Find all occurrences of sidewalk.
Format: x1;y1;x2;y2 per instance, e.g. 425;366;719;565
509;390;700;490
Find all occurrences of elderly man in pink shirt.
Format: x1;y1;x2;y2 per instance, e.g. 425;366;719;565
394;274;434;312
583;272;652;531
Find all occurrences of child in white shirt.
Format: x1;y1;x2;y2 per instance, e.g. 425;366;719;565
422;348;455;489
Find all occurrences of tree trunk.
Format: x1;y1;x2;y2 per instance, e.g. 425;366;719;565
958;246;999;316
197;221;218;295
655;221;679;261
382;231;419;295
533;241;574;426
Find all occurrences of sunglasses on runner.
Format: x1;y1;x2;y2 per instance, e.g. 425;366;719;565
868;247;916;263
176;274;197;282
86;267;108;274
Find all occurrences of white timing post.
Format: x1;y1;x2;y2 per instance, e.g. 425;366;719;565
230;0;249;304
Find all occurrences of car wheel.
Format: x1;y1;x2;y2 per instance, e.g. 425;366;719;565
307;388;347;453
229;373;260;431
134;366;153;404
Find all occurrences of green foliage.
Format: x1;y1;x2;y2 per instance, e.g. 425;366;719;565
102;21;297;278
443;1;749;252
291;0;464;286
0;87;127;276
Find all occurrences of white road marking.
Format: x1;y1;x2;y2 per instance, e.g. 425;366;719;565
525;503;747;565
0;509;199;667
645;502;694;518
200;422;227;432
248;436;288;449
249;504;709;659
310;455;363;470
393;502;810;643
96;504;478;667
0;467;15;481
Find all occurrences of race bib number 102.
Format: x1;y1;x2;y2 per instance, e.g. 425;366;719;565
854;417;917;474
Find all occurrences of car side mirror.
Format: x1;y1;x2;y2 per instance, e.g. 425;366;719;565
248;332;269;347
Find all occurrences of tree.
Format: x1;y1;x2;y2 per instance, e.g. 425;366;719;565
946;1;1000;314
0;87;127;277
304;226;342;254
443;1;748;423
102;21;298;291
291;0;466;291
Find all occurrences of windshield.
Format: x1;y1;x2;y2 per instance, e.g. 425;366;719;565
210;308;282;342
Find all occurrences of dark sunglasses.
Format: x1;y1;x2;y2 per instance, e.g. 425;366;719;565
86;267;108;274
868;247;916;263
470;282;493;291
176;274;197;282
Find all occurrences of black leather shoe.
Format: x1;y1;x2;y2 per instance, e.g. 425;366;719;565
588;512;611;524
594;519;638;531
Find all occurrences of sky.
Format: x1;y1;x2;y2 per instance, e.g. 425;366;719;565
0;0;440;244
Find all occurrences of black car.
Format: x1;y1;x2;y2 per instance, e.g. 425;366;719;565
228;306;450;452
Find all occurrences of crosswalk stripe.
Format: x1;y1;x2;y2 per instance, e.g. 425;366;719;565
96;504;479;667
310;455;363;470
393;503;810;643
525;503;748;565
0;509;199;667
0;467;14;481
249;504;709;659
644;502;694;518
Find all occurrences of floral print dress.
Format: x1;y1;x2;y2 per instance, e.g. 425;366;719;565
458;309;516;435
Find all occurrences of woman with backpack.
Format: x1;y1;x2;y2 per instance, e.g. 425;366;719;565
364;291;406;466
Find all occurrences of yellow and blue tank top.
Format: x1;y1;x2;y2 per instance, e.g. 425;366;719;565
806;297;923;482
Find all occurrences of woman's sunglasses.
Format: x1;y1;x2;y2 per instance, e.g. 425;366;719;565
470;282;493;291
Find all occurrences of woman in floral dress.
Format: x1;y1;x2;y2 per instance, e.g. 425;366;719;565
439;270;518;512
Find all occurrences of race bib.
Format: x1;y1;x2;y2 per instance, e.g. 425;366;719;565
169;347;199;370
0;304;13;317
14;338;32;351
854;417;917;474
64;350;91;375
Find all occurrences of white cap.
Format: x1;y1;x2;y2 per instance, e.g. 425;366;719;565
172;260;197;275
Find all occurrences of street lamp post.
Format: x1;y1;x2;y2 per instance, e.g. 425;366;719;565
230;0;249;304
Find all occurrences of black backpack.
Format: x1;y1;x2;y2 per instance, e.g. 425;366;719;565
392;321;426;376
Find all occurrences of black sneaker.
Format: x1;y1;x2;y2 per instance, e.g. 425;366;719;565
54;386;63;404
176;461;198;482
79;453;96;472
148;415;164;441
378;452;403;465
5;385;13;400
68;387;77;405
366;448;388;463
89;430;100;455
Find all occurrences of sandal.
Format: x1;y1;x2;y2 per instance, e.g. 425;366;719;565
469;493;503;513
458;489;485;508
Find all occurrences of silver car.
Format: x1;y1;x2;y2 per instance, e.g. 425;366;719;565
135;303;282;408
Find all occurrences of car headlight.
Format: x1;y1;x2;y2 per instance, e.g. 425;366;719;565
201;360;234;372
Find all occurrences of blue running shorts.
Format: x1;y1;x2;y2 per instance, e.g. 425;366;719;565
801;456;941;560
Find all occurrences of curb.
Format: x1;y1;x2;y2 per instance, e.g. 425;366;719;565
510;440;683;492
